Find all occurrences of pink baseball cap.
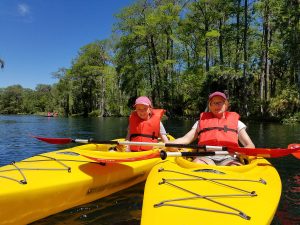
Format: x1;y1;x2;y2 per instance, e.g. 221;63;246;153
134;96;152;107
208;91;227;101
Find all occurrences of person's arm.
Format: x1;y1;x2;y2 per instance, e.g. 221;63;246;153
170;127;198;144
116;126;130;152
238;128;255;148
165;127;198;152
170;121;199;144
159;122;169;143
167;121;199;145
160;134;169;143
125;126;130;141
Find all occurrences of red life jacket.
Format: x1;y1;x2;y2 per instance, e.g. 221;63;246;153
129;109;165;151
198;112;240;147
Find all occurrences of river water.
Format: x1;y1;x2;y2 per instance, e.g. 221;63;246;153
0;115;299;225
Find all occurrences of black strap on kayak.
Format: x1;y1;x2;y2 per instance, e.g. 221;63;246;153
198;125;238;135
129;132;158;141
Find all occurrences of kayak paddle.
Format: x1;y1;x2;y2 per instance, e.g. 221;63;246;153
288;144;300;159
33;135;300;159
82;150;233;163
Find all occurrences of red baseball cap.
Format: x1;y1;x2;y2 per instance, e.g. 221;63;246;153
208;91;227;101
134;96;152;107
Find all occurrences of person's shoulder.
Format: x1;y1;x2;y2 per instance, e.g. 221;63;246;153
192;120;199;129
237;120;247;131
238;120;246;126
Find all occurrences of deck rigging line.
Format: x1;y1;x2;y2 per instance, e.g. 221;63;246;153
154;167;268;220
0;153;95;184
159;168;266;193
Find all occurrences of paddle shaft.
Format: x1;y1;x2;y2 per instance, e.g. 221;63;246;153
76;139;300;158
33;136;300;158
82;150;232;163
74;139;225;151
160;151;230;160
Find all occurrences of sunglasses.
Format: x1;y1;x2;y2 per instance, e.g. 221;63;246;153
210;101;225;106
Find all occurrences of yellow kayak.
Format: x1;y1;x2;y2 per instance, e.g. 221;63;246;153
0;141;163;225
141;156;282;225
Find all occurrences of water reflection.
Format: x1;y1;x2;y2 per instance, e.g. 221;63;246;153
0;115;299;225
31;183;144;225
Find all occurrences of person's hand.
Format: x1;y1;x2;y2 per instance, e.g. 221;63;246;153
115;144;129;152
165;147;181;152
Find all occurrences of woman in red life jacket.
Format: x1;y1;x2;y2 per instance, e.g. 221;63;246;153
120;96;168;152
168;91;255;165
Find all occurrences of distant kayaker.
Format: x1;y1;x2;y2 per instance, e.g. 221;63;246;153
118;96;169;151
168;91;255;165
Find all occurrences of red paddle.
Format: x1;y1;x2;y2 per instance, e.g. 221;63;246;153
33;135;300;159
289;144;300;159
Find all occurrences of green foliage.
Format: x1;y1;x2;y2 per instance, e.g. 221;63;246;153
206;30;220;38
88;110;100;117
0;85;23;114
1;0;299;120
282;112;300;125
269;87;300;119
0;85;54;114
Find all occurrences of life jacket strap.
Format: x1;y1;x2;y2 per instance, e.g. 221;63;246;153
129;132;158;141
198;125;238;136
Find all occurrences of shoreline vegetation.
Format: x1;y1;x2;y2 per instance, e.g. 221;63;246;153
2;111;299;125
1;0;299;124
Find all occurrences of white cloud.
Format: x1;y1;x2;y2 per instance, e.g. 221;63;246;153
17;3;30;16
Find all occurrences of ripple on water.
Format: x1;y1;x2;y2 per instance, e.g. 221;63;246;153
30;182;144;225
1;116;300;225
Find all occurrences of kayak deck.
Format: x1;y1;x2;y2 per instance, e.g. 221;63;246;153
0;142;162;225
141;157;282;225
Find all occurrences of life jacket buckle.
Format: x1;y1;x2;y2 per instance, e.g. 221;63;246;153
224;125;228;132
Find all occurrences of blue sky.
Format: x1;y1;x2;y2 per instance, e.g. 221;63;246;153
0;0;135;89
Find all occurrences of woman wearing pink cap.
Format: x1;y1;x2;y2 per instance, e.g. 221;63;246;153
169;91;255;165
122;96;168;152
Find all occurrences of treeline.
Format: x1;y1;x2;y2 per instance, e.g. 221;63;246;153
0;84;57;115
0;0;299;122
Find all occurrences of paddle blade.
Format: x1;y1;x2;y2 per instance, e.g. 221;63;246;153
288;144;300;159
82;152;161;163
228;146;299;158
33;136;73;144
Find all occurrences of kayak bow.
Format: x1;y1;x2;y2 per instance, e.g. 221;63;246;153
0;140;163;225
141;156;281;225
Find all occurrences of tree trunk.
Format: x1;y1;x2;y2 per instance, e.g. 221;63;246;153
264;3;271;101
204;3;210;72
65;92;70;117
149;35;162;105
260;0;271;116
219;18;224;68
235;0;241;71
205;23;210;72
99;76;105;117
243;0;249;116
291;0;300;89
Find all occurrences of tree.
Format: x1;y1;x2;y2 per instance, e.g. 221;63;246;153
0;85;23;114
69;40;108;117
34;84;54;112
1;0;298;121
0;58;4;69
52;68;72;116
